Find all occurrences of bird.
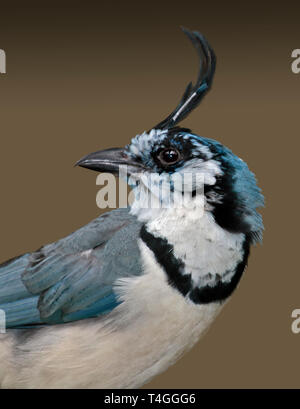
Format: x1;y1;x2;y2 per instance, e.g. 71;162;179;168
0;28;263;389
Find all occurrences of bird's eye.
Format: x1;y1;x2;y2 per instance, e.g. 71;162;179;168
157;148;180;166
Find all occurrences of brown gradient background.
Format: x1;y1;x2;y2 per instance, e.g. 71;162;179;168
0;1;299;388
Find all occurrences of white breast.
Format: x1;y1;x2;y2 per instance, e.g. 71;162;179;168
1;238;224;389
1;207;240;389
146;206;245;287
109;240;224;388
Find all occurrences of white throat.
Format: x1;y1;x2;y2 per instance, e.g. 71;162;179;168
134;202;245;288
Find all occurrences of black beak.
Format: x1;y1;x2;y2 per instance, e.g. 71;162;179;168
75;147;145;175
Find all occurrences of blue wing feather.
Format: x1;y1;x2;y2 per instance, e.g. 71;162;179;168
0;208;142;328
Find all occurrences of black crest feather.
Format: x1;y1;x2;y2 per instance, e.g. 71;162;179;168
153;28;216;130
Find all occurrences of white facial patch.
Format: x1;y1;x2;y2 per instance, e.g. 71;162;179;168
128;129;168;157
179;157;223;186
127;129;224;222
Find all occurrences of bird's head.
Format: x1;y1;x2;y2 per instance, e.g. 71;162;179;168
77;28;264;242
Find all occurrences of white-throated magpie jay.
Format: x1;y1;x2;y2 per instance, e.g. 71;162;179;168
0;28;263;388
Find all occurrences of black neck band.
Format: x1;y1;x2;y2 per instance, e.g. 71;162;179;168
140;225;250;304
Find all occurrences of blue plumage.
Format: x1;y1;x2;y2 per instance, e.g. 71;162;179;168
0;209;142;328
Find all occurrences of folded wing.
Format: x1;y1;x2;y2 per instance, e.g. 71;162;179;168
0;208;142;328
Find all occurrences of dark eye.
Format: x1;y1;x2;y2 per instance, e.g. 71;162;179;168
157;148;180;165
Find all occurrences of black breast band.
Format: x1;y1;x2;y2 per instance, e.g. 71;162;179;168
140;225;250;304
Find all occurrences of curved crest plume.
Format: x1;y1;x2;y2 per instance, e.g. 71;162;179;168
153;28;216;130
